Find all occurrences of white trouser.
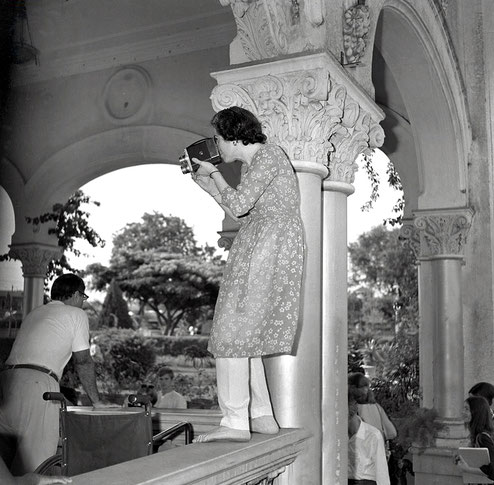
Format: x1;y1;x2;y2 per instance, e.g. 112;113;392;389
216;357;274;430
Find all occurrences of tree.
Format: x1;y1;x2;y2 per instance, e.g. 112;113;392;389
86;213;223;336
1;190;105;283
348;225;418;332
97;279;134;329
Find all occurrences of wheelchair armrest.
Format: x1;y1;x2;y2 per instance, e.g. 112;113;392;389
153;421;194;449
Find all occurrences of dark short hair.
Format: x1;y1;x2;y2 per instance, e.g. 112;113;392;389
469;382;494;405
157;367;174;379
211;106;267;145
51;273;85;301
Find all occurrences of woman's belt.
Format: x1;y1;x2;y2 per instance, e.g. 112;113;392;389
4;364;59;382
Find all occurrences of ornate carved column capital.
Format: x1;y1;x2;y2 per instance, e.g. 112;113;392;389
398;218;420;261
413;208;474;260
9;243;62;277
211;51;384;184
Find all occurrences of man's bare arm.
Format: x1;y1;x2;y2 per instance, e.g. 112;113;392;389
72;349;101;406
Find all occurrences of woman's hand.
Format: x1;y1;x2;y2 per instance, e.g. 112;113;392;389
193;159;216;177
191;159;218;195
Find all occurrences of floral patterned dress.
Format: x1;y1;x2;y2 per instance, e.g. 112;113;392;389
208;144;305;358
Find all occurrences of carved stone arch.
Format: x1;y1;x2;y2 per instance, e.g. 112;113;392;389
371;0;471;211
11;125;202;245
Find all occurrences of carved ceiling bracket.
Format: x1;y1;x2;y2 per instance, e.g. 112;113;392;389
219;0;325;63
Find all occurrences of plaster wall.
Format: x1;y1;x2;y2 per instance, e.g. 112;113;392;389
461;1;494;387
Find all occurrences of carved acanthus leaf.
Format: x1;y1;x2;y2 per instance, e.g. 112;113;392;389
212;68;339;164
327;81;385;184
399;220;420;260
414;209;474;258
9;244;62;277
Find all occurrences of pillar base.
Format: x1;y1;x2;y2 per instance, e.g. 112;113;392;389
412;446;463;485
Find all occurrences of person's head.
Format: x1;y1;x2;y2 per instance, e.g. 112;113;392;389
348;372;375;404
211;107;266;163
139;383;158;406
51;273;87;308
464;396;494;443
469;382;494;406
156;367;175;393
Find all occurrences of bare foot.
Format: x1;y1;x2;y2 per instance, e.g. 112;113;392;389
250;415;280;434
192;426;251;443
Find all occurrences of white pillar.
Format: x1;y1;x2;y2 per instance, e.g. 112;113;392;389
9;243;61;316
265;161;327;485
321;180;354;484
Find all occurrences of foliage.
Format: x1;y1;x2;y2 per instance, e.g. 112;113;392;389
94;329;156;389
394;407;445;451
360;151;404;226
0;190;105;284
144;335;210;357
173;370;218;408
348;225;418;334
183;344;213;369
85;213;223;336
97;279;134;329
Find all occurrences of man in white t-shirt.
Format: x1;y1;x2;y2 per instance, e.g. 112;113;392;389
154;367;187;409
0;274;111;476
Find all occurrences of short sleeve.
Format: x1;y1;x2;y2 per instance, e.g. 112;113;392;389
71;309;90;353
221;145;280;217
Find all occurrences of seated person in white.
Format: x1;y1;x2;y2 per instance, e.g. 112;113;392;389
154;367;187;409
348;396;390;485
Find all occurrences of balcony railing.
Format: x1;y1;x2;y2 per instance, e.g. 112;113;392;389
69;427;311;485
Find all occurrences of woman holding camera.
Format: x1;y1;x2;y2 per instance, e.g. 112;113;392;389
191;106;304;442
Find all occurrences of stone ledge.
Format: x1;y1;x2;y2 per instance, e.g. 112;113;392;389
69;428;311;485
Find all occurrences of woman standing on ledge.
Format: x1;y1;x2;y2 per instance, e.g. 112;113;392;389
191;106;305;443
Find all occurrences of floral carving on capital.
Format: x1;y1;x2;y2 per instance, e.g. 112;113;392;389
211;68;339;164
414;209;474;258
9;244;62;277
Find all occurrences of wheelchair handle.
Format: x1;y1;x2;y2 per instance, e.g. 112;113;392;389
43;392;66;402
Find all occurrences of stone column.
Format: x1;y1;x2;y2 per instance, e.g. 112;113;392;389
9;243;62;316
411;208;474;484
321;94;384;484
210;50;384;485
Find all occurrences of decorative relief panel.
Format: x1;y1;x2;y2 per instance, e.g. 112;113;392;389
220;0;324;61
9;244;62;277
103;66;151;121
414;209;474;258
342;2;371;65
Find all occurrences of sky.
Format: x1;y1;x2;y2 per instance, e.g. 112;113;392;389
67;149;401;273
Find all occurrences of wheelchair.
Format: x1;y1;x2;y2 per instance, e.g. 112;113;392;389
35;392;193;476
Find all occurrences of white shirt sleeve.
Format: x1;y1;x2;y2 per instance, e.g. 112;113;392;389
374;432;391;485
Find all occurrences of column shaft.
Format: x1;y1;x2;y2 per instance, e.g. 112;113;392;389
265;163;325;485
321;181;354;485
432;258;464;419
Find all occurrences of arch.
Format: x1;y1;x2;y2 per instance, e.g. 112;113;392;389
372;0;471;211
25;125;204;213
